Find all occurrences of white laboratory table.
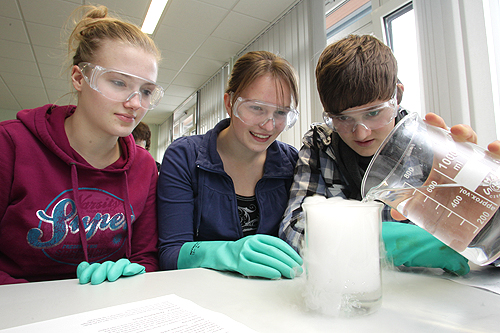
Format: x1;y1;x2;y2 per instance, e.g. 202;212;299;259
0;267;499;332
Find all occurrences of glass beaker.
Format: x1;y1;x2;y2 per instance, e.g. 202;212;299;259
362;112;500;266
302;196;383;317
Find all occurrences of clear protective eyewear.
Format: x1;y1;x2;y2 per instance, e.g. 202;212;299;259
323;98;398;133
78;62;164;110
232;97;299;131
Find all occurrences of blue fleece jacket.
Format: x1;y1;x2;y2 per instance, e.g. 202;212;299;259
157;118;298;270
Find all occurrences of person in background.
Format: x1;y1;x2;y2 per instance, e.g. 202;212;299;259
0;5;163;285
133;122;152;151
157;51;303;279
133;122;161;172
280;34;498;276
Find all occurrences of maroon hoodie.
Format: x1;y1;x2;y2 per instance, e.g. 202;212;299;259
0;105;159;284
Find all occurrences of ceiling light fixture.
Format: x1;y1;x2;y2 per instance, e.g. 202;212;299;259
141;0;169;34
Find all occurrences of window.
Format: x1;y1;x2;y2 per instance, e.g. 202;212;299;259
384;2;422;115
326;0;372;40
172;94;197;141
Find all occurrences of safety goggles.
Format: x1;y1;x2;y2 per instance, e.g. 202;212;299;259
323;98;398;133
78;62;164;110
232;97;299;131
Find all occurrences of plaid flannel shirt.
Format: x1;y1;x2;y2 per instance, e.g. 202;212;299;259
279;123;396;253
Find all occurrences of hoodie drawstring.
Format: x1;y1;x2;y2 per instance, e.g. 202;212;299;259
70;163;89;262
123;171;133;258
70;163;132;262
70;165;133;262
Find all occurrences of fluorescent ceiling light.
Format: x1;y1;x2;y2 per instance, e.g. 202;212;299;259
141;0;169;34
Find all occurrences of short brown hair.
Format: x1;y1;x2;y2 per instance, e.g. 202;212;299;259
226;51;299;108
316;34;397;115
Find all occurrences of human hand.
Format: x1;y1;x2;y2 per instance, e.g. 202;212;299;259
77;258;145;285
225;234;304;279
424;112;500;156
178;235;304;279
424;112;478;144
487;140;500;158
390;209;407;221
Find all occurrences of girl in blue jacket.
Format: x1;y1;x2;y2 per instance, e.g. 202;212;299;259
157;51;303;279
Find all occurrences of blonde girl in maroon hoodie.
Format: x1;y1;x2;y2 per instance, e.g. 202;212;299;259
0;5;163;285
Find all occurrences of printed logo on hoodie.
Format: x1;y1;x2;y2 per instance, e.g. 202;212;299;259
26;188;134;265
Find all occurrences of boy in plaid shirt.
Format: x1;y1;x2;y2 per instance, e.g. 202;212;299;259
280;34;491;275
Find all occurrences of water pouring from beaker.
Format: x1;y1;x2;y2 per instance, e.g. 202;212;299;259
362;112;500;266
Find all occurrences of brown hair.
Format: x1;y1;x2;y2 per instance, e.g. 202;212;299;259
132;122;152;151
225;51;299;108
316;34;397;115
67;5;161;66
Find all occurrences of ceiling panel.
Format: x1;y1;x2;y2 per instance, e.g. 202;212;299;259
198;0;239;9
233;0;297;21
165;84;197;98
1;72;44;88
154;26;208;55
94;0;150;20
0;58;39;76
47;90;76;105
0;16;29;43
161;0;229;32
25;22;62;48
33;45;67;66
0;39;34;61
43;77;73;91
173;71;210;88
38;63;68;80
0;0;300;124
11;86;49;109
0;0;22;19
182;56;225;76
195;36;244;61
156;68;178;86
19;0;79;27
158;95;187;108
211;11;268;43
0;79;21;110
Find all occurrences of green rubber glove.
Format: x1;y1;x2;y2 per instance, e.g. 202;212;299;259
382;222;470;275
177;234;303;279
77;258;145;285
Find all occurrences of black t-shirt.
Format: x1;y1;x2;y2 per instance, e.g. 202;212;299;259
236;194;259;237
